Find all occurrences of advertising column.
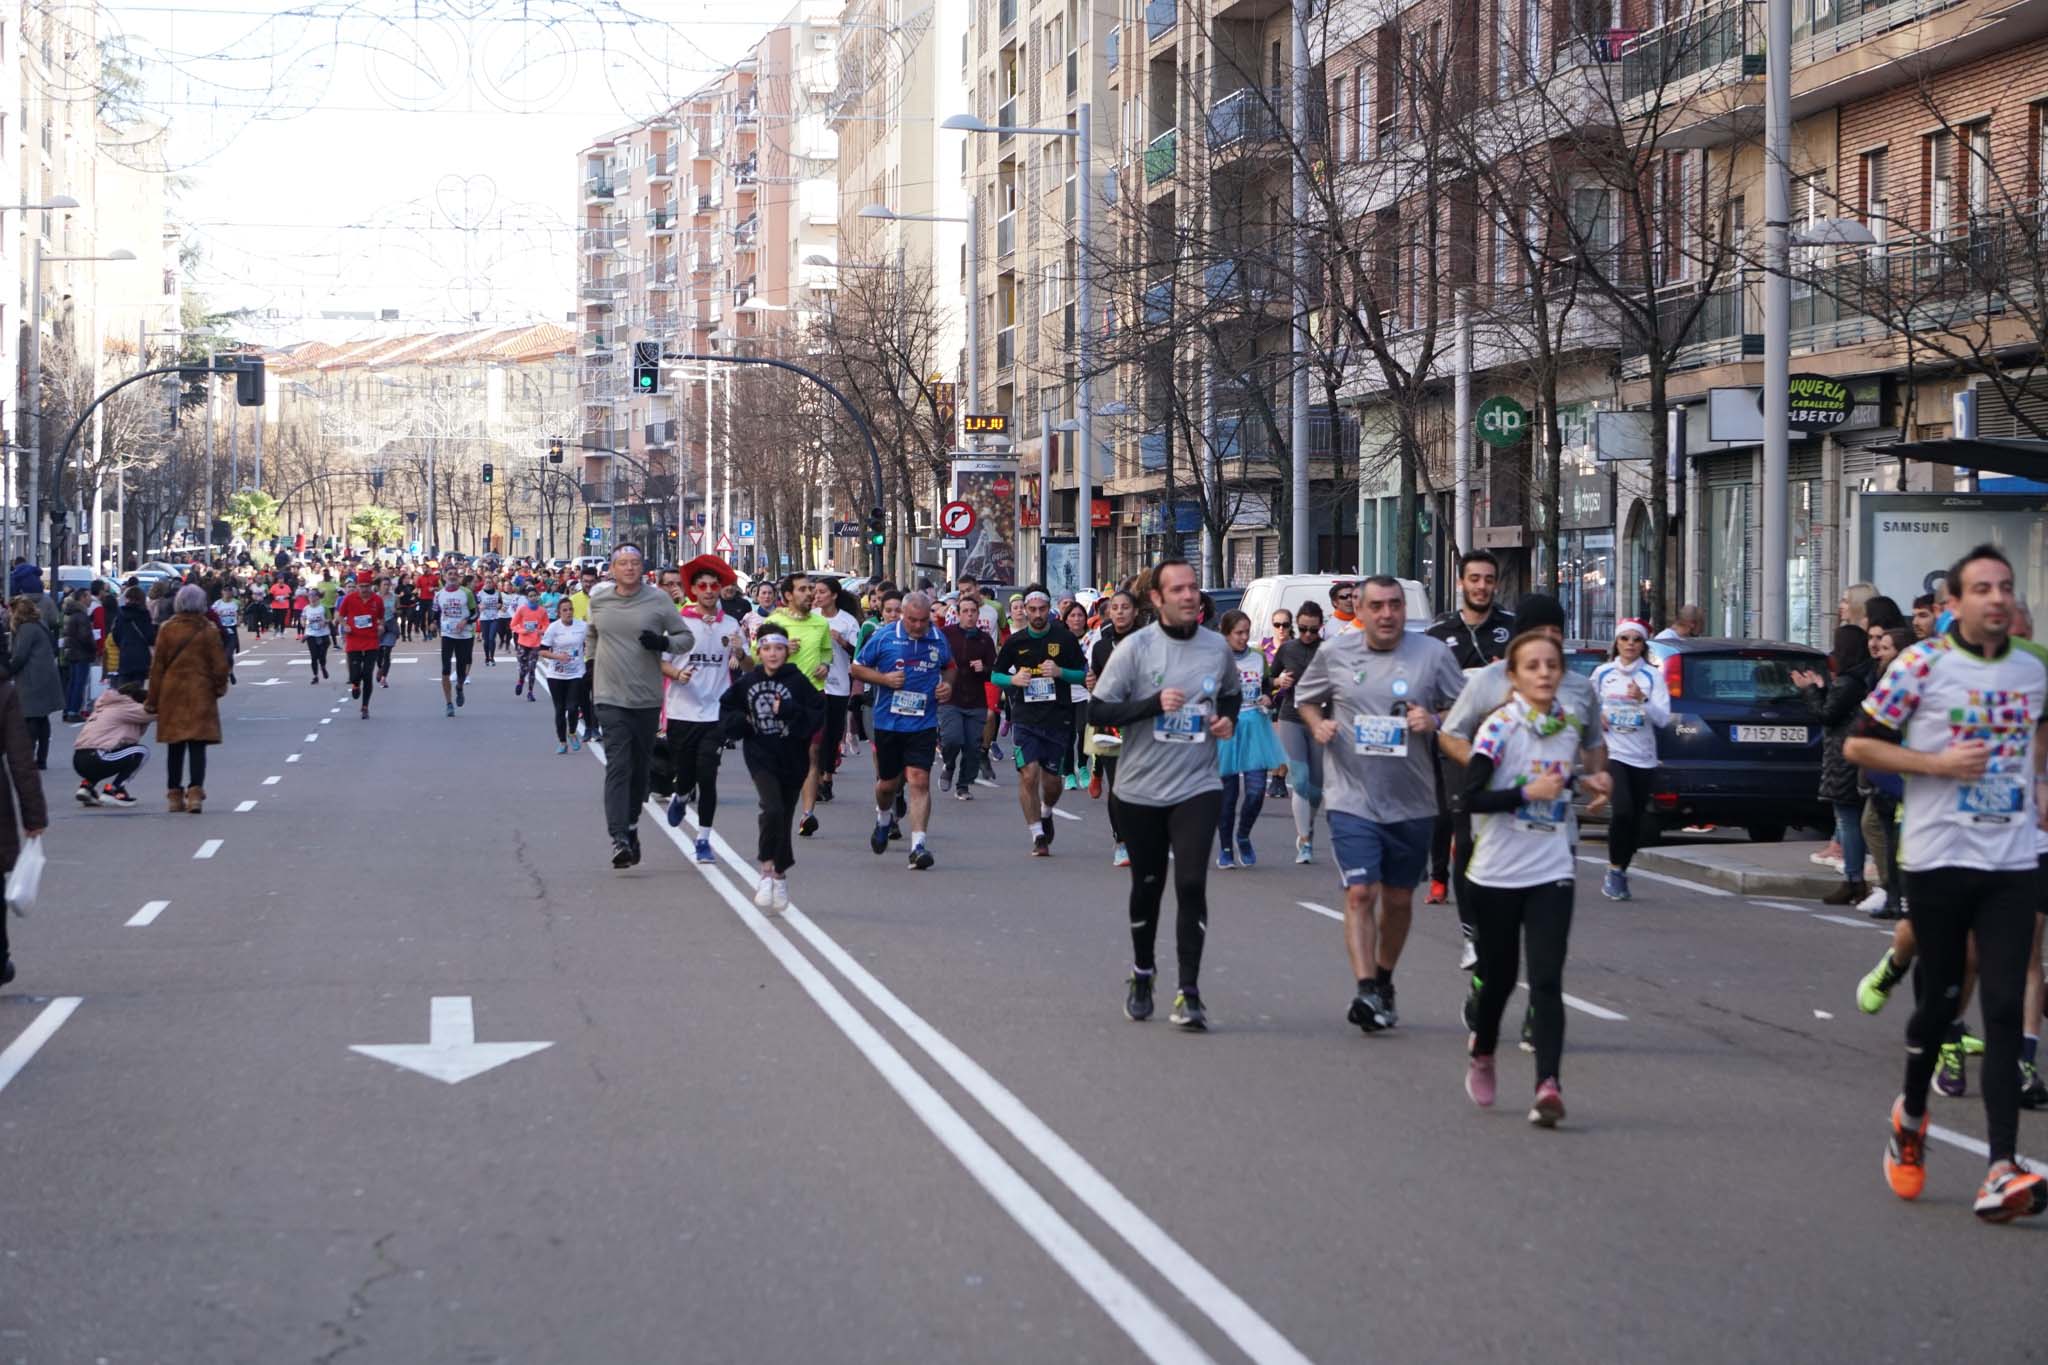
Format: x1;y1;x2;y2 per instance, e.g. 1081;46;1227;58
948;454;1019;589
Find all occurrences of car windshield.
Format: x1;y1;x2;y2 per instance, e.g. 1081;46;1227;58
1682;653;1807;703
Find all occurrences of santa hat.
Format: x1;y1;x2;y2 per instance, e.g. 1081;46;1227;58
680;554;738;588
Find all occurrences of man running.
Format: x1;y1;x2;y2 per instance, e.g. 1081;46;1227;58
1845;543;2048;1223
337;570;385;719
1089;559;1241;1029
763;573;833;837
662;556;745;864
434;574;478;715
815;578;861;805
938;590;996;799
1423;550;1515;904
1295;575;1466;1032
993;587;1087;856
852;589;954;870
588;544;694;869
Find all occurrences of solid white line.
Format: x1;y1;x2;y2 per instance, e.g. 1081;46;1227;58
1560;992;1628;1022
235;800;256;812
1928;1121;2039;1166
126;900;170;927
1049;806;1084;822
647;811;1216;1364
286;754;301;763
0;997;81;1095
193;839;222;860
263;775;281;785
1578;854;1732;897
1814;913;1890;932
1296;900;1343;922
1749;899;1811;913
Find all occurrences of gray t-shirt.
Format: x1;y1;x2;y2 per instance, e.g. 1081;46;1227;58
1092;623;1243;807
1443;655;1602;748
588;581;693;710
1295;629;1466;823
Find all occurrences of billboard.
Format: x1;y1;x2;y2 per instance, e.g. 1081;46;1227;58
1858;493;2048;610
949;455;1019;586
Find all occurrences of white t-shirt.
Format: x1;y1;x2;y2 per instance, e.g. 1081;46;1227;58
214;598;239;629
476;589;503;622
664;611;743;723
823;609;860;697
538;620;589;680
1862;633;2048;873
1466;698;1589;889
1588;657;1671;771
435;588;476;640
302;602;330;638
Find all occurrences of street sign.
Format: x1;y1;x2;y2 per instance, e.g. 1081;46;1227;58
1788;373;1853;431
736;519;756;545
1475;395;1528;448
941;537;968;550
940;500;976;537
716;531;735;555
830;519;860;537
349;996;552;1085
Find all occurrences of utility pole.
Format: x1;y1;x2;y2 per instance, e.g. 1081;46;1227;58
1453;292;1473;559
1289;0;1313;575
203;339;216;557
1760;0;1792;640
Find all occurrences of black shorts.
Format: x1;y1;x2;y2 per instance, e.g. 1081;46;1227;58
440;635;475;677
873;726;938;781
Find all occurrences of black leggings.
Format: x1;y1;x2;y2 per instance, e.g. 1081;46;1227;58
1467;878;1575;1083
1605;761;1655;871
1097;754;1122;840
347;649;377;706
545;676;585;742
752;764;805;873
24;716;49;768
307;636;330;677
166;740;209;789
377;644;393;680
849;694;869;743
74;745;148;788
1899;866;2036;1162
819;695;849;776
1113;790;1221;989
668;720;723;828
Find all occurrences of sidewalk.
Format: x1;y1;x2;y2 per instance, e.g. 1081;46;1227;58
1629;837;1860;900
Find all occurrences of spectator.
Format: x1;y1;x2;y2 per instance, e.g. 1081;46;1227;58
71;678;152;806
1864;595;1906;631
0;654;49;989
4;597;62;769
1792;624;1878;907
1911;592;1937;639
1655;604;1705;640
147;583;230;814
1857;625;1915;919
1838;581;1878;629
59;590;97;722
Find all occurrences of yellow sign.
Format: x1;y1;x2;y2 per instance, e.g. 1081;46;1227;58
962;413;1009;435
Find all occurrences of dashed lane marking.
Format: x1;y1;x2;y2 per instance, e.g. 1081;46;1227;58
263;776;281;785
125;900;169;927
286;754;301;763
194;839;223;860
319;718;332;725
304;734;318;743
0;998;82;1096
235;801;256;812
1297;901;1342;922
1049;807;1083;822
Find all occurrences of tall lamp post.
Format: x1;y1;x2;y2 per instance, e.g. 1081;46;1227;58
943;105;1096;593
855;203;981;414
3;195;80;564
30;241;135;565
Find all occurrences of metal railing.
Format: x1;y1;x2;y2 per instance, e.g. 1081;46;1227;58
1203;257;1279;305
996;326;1015;368
997;211;1016;256
646;419;677;446
648;209;676;231
1618;0;1761;102
1145;128;1178;184
1208;88;1283;148
584;177;616;200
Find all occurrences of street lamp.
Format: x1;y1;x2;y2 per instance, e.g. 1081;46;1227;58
857;203;981;415
28;240;137;566
943;105;1096;592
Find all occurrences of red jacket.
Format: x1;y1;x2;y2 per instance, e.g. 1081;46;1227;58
339;591;384;652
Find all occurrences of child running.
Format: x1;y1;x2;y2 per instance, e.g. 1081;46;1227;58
720;622;824;913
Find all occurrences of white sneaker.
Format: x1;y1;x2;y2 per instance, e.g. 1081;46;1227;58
770;878;790;913
1458;939;1479;971
754;875;775;909
1856;886;1888;914
1809;847;1842;867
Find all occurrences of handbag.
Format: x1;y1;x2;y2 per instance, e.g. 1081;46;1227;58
7;836;45;917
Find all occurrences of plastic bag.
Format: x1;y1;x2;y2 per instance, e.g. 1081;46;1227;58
6;836;45;916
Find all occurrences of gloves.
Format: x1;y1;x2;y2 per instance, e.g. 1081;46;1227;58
639;629;668;652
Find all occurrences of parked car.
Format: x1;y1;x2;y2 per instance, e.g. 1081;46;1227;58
1240;574;1431;651
1564;636;1831;843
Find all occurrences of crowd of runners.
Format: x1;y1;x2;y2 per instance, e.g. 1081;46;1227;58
1;535;2042;1224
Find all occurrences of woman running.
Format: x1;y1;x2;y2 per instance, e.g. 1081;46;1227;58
1456;630;1609;1127
721;622;824;913
301;591;332;683
1588;619;1670;902
538;598;590;753
511;589;549;701
1061;600;1094;791
1214;609;1281;869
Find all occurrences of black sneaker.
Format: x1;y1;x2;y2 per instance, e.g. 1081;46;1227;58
908;847;934;871
611;839;633;869
1170;990;1208;1030
818;778;834;804
1031;832;1051;857
0;958;13;988
1125;973;1155;1021
1348;985;1390;1033
887;818;903;842
1039;815;1055;849
1378;980;1399;1029
74;781;101;807
870;822;890;855
456;686;466;708
626;830;642;866
798;812;819;838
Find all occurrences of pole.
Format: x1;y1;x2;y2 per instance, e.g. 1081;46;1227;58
1289;0;1313;574
252;392;264;492
1039;410;1052;586
965;196;982;413
1453;290;1473;557
428;434;439;555
1074;101;1095;594
719;369;732;553
203;341;216;558
27;237;42;565
1760;0;1791;641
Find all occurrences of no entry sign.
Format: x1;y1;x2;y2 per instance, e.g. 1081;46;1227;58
940;501;976;537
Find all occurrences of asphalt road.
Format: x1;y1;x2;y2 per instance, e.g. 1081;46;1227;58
2;635;2041;1364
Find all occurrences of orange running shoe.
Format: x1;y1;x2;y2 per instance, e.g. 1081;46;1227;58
1425;879;1449;905
1884;1095;1927;1201
1973;1160;2048;1224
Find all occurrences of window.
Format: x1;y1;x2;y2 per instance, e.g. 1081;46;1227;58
1569;181;1616;264
1489;208;1512;288
1928;129;1955;237
1967;121;1992;220
1330;74;1347;160
1862;147;1889;248
1522;0;1543;82
1042;255;1063;314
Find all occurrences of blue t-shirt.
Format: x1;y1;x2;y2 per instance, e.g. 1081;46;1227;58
856;620;953;732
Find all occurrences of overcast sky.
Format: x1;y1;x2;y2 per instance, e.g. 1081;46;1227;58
105;0;773;342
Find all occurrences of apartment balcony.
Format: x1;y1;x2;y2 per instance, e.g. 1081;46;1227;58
648;208;677;234
1146;0;1177;43
998;98;1017;144
1619;279;1759;379
1617;0;1761;104
1143;280;1173;326
580;281;623;310
583;392;617;409
1207;87;1284;152
996;211;1016;257
1209;409;1360;464
734;95;760;126
1144;128;1178;185
1203;257;1281;309
582;481;614;505
581;225;626;254
646;149;676;182
579;355;619;386
580;328;614;355
1789;213;2047;351
584;177;616;203
733;215;760;246
1138;430;1167;471
735;153;759;187
581;427;627;453
732;277;758;309
646;419;678;448
649;268;678;292
996;326;1015;369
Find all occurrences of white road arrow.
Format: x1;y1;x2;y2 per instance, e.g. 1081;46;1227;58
349;996;552;1084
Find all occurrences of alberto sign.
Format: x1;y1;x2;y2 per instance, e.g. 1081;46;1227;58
1787;374;1853;432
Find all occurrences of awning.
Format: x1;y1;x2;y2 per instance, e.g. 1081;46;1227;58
1876;438;2048;482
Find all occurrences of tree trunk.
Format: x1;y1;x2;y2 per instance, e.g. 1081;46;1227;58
1647;361;1671;630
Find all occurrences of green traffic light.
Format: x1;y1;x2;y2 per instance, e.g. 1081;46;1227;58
869;532;885;547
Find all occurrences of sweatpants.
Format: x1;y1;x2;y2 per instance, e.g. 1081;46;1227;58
74;744;148;789
1114;790;1222;989
667;719;724;828
939;706;987;787
1605;761;1656;871
596;704;660;842
751;764;805;874
1467;878;1576;1083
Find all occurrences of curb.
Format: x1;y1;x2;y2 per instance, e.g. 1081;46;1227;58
1631;847;1846;900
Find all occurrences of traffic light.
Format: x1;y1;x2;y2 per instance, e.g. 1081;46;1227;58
482;462;495;484
633;341;661;394
866;506;885;548
235;356;265;407
548;438;564;464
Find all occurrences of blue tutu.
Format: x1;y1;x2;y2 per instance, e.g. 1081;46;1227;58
1218;706;1284;775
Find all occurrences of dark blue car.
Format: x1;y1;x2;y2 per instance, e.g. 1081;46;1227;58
1566;636;1832;843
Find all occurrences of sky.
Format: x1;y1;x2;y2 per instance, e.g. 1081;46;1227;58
103;0;779;343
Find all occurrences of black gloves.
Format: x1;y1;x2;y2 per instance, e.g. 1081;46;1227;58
639;629;668;651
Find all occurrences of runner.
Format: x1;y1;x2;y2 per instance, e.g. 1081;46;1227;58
434;574;478;717
1424;550;1515;903
414;563;440;638
1294;576;1466;1032
337;570;385;719
1588;618;1671;901
1844;543;2048;1222
814;578;861;806
851;590;955;870
1085;589;1141;865
376;578;399;688
213;587;241;686
763;574;832;838
1271;601;1326;863
301;589;332;684
661;556;746;864
721;622;825;911
588;544;694;870
1089;561;1241;1029
938;590;996;799
1455;630;1608;1125
477;576;504;668
538;598;590;753
1214;610;1280;869
511;588;550;701
992;587;1087;856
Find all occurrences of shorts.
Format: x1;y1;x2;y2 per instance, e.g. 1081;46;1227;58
440;635;475;678
1327;811;1434;890
874;726;938;781
1014;723;1069;772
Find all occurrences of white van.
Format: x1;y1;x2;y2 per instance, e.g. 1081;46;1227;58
1239;574;1431;652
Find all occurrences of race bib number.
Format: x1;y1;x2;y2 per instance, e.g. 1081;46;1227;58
889;689;928;718
441;601;466;623
1154;706;1207;744
1959;775;2023;819
1024;674;1056;703
1353;715;1409;757
1238;668;1263;698
1516;797;1570;833
1606;704;1645;732
352;614;373;630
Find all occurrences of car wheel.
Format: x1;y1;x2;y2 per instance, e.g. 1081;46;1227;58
1745;823;1787;844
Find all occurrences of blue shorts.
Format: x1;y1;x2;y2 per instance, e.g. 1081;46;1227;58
1013;723;1069;772
1327;812;1434;890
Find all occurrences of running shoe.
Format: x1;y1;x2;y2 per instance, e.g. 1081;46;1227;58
1237;839;1256;867
445;702;456;718
1856;951;1906;1015
908;847;934;871
1124;973;1155;1022
1217;846;1235;870
1961;1031;1986;1057
1294;838;1313;865
1063;772;1079;792
1520;1007;1535;1053
102;786;135;806
818;778;835;804
513;681;522;696
668;794;689;828
1112;842;1129;868
360;704;369;720
626;831;642;866
1169;991;1207;1030
1973;1160;2048;1223
798;812;819;838
1425;879;1448;905
1089;767;1103;798
1465;1052;1497;1108
955;787;973;802
1935;1041;1968;1098
694;835;715;865
74;781;100;807
754;876;775;909
1856;885;1889;916
1037;816;1053;850
1529;1078;1566;1128
1459;938;1479;972
456;686;466;708
1379;981;1399;1028
1031;832;1051;857
888;818;903;842
0;958;13;988
2019;1062;2048;1110
770;879;789;913
1348;985;1389;1033
1601;869;1631;901
939;770;952;793
570;736;581;752
869;821;890;856
556;743;568;755
611;839;634;869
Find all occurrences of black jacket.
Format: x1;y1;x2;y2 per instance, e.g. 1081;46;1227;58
1802;663;1875;805
720;663;824;780
112;603;157;681
1425;606;1516;672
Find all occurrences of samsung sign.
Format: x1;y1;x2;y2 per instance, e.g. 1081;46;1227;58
1860;494;2048;609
